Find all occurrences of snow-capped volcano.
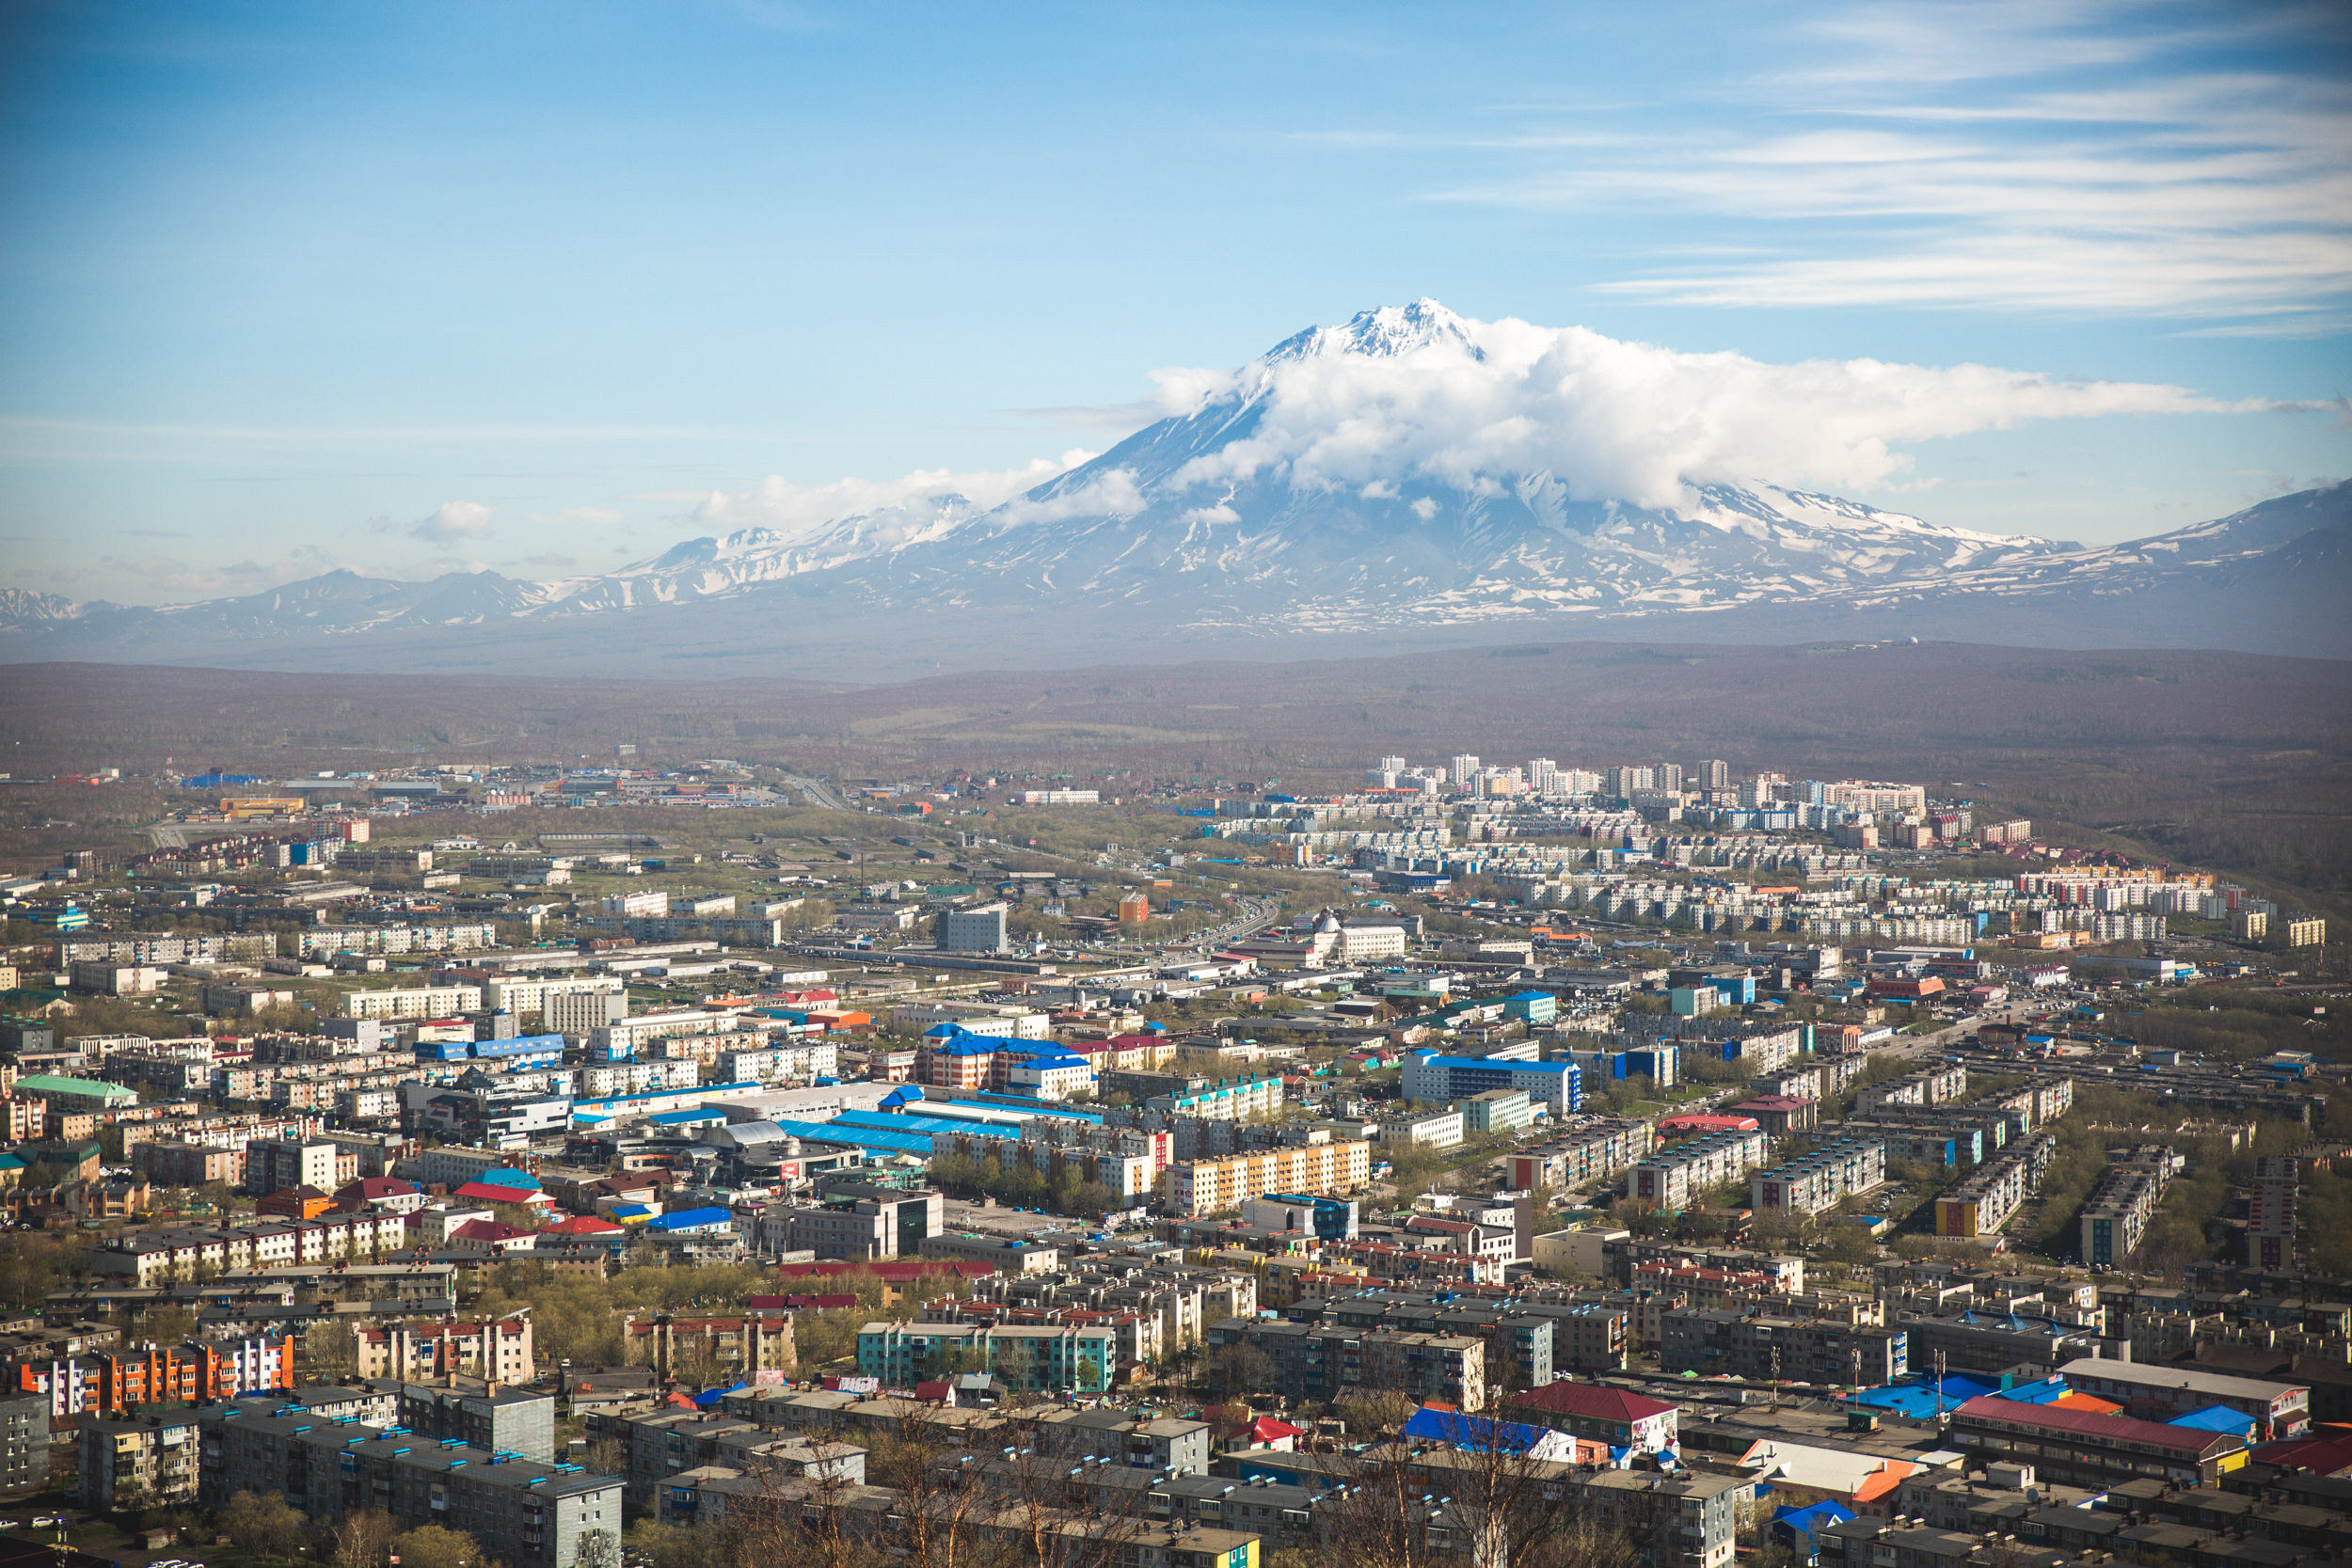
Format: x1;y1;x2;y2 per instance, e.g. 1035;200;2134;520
5;302;2344;672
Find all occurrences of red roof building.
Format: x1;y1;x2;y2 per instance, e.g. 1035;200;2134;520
442;1218;538;1251
1655;1113;1762;1137
545;1213;625;1236
1508;1381;1680;1451
453;1180;553;1207
332;1175;424;1215
1725;1096;1820;1136
1949;1394;2244;1487
1228;1415;1306;1450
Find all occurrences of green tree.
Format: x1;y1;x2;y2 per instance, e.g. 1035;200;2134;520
389;1525;488;1568
222;1490;310;1561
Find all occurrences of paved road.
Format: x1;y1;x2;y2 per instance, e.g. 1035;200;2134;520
779;772;850;810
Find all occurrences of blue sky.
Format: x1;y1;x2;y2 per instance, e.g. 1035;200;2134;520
2;0;2345;603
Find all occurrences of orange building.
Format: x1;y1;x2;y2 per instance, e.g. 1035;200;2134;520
257;1184;333;1221
16;1338;292;1417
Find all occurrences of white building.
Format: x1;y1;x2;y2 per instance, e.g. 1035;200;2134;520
1005;1053;1097;1101
339;985;484;1022
601;890;669;917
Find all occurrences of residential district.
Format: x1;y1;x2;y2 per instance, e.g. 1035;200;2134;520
0;750;2341;1568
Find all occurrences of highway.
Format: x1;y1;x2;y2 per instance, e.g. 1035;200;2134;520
779;772;850;810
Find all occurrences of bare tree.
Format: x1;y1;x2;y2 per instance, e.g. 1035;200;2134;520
329;1508;397;1568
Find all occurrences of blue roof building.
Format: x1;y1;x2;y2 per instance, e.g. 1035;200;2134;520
1402;1052;1582;1112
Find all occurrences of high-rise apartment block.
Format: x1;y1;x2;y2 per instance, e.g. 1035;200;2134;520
244;1137;337;1197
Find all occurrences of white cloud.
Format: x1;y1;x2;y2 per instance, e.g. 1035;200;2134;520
384;500;496;543
692;452;1096;540
1152;303;2255;513
993;467;1148;529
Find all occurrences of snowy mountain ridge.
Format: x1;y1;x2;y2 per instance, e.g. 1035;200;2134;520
3;302;2344;662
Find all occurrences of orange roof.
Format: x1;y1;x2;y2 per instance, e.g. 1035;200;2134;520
1851;1462;1920;1505
2051;1390;2123;1415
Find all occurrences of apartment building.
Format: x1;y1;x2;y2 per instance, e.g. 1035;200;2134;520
20;1338;293;1419
1934;1133;2058;1238
79;1411;200;1508
355;1315;537;1383
621;1315;796;1377
2249;1154;2298;1272
411;1146;527;1189
1403;1053;1583;1114
546;990;628;1037
339;985;485;1021
1750;1139;1886;1216
716;1041;838;1085
759;1181;942;1261
132;1139;245;1188
855;1321;1119;1394
1854;1063;1969;1113
2078;1154;2176;1268
587;1009;753;1058
392;1380;559;1462
485;974;626;1017
0;1393;47;1492
246;1136;339;1196
1507;1117;1656;1191
1661;1307;1907;1386
90;1212;410;1285
1168;1141;1371;1217
1631;1127;1773;1209
196;1406;617;1568
1201;1317;1487;1412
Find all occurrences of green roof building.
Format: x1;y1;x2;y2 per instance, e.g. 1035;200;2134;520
13;1073;138;1110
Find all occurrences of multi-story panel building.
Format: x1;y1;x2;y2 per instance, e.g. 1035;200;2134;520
1750;1140;1885;1216
620;1315;796;1379
133;1139;246;1188
354;1316;537;1384
1402;1053;1582;1114
1661;1307;1906;1385
1854;1063;1969;1113
79;1412;199;1508
197;1406;618;1568
389;1380;559;1461
245;1137;339;1197
0;1393;46;1491
1934;1133;2058;1238
1202;1317;1487;1412
1631;1128;1773;1210
2078;1151;2178;1268
855;1321;1119;1395
338;985;485;1022
2249;1155;2299;1272
1168;1142;1371;1217
1507;1117;1657;1192
759;1181;941;1261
